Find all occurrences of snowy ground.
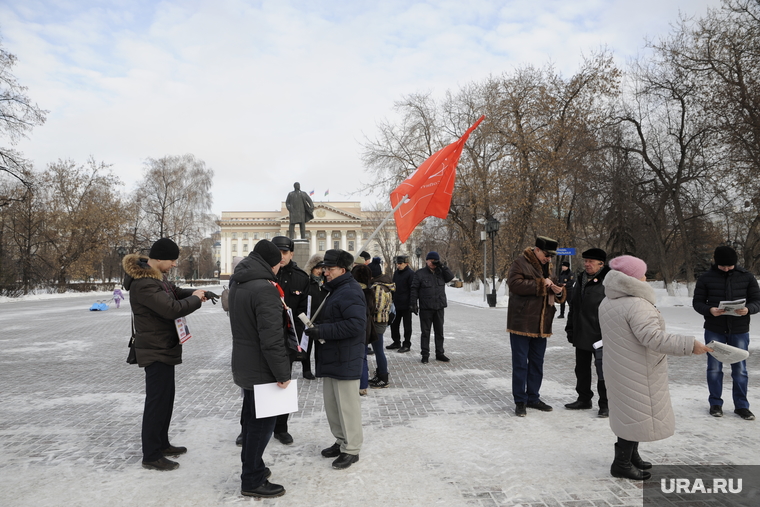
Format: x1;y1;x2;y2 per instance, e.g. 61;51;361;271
0;283;758;507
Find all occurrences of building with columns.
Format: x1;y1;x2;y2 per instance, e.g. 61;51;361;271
217;201;397;278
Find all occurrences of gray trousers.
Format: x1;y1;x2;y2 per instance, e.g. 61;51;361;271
323;377;363;455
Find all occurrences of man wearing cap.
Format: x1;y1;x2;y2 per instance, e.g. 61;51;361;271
304;249;366;469
410;251;455;363
564;248;611;417
557;261;574;319
122;238;208;471
693;245;760;420
358;251;371;265
388;255;415;352
506;236;566;416
269;236;311;444
229;239;292;498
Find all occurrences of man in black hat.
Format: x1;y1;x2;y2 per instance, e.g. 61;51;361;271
269;236;310;445
557;261;574;319
506;236;565;416
388;255;414;352
305;249;366;469
410;251;455;363
122;238;209;471
693;245;760;420
564;248;611;417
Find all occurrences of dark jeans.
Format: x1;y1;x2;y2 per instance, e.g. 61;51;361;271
390;308;413;347
574;347;607;408
510;333;547;404
370;333;388;375
419;308;445;357
142;361;175;462
705;330;750;409
241;388;277;490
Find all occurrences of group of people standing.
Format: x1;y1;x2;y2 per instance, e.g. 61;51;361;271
506;236;756;481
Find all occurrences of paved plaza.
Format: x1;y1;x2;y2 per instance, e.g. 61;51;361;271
1;289;758;506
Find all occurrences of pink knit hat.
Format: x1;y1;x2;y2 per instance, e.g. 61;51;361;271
609;255;647;279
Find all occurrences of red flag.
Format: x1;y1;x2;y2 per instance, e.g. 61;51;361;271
390;115;485;243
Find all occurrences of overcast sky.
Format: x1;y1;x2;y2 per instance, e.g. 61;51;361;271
1;0;724;218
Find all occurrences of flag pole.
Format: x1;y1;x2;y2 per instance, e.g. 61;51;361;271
357;196;407;255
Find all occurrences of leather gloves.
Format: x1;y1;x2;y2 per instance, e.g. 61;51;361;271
410;302;419;315
304;325;320;340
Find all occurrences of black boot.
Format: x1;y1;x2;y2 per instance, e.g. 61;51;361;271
610;439;651;480
631;442;652;470
368;370;380;384
369;372;389;389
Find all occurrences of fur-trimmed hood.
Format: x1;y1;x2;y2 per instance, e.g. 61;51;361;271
122;253;162;290
603;269;656;305
304;253;324;273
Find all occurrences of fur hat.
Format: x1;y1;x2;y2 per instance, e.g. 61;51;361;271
582;248;607;262
535;236;558;256
426;251;440;261
149;238;180;260
609;255;647;280
272;235;294;251
351;264;373;286
253;240;283;268
561;261;570;268
713;246;738;267
305;253;324;273
323;249;354;270
395;255;409;264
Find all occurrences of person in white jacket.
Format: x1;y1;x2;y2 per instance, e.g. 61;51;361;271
599;255;712;480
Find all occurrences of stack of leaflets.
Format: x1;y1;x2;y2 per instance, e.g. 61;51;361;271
706;341;750;364
718;299;746;316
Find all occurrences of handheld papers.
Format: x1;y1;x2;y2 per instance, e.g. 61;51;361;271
718;299;746;317
175;317;191;343
253;380;299;418
706;341;750;364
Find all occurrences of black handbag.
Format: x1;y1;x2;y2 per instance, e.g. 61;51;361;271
126;315;137;364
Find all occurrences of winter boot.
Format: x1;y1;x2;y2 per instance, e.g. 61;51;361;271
368;370;380;385
370;372;389;389
631;442;652;470
610;440;651;480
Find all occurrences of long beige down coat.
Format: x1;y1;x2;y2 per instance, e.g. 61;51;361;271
599;270;695;442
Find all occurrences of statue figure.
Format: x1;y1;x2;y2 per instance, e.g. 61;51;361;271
285;182;314;239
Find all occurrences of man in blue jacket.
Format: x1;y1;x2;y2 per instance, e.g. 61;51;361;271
229;240;292;498
305;249;367;470
410;251;455;363
693;245;760;421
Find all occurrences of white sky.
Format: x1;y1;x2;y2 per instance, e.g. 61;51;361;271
1;0;724;218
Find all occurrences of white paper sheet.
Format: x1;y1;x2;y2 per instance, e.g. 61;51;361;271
253;379;299;418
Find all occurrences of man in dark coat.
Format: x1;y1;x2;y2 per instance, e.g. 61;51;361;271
693;245;760;420
506;236;566;417
304;249;366;470
270;235;310;444
564;248;611;417
123;238;207;471
229;239;292;498
285;182;314;239
410;251;455;363
557;261;574;318
389;255;415;352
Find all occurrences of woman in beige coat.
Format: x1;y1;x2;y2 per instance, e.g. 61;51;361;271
599;256;711;480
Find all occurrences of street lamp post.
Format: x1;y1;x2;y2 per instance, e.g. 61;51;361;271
216;260;221;278
485;217;500;307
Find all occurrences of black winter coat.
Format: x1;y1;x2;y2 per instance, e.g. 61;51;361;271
565;266;610;351
410;265;455;311
558;269;575;299
123;254;202;368
392;266;415;310
693;264;760;334
314;272;367;380
276;260;310;344
228;252;291;389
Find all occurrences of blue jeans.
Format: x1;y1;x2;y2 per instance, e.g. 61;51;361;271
370;333;388;375
510;333;547;404
705;330;750;409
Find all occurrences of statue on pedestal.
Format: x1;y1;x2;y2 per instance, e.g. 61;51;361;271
285;182;314;240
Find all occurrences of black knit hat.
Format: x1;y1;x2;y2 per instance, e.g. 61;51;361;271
324;249;354;270
359;251;371;262
714;246;738;266
535;236;558;256
426;251;440;261
272;235;294;251
149;238;180;260
254;240;283;268
582;248;607;262
369;257;383;277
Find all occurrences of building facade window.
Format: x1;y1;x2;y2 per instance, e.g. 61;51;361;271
318;240;325;251
232;245;237;252
347;231;355;239
232;232;237;239
317;231;326;239
243;232;248;239
254;232;259;240
243;244;248;252
332;231;341;239
333;240;339;250
265;232;270;239
348;240;355;251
